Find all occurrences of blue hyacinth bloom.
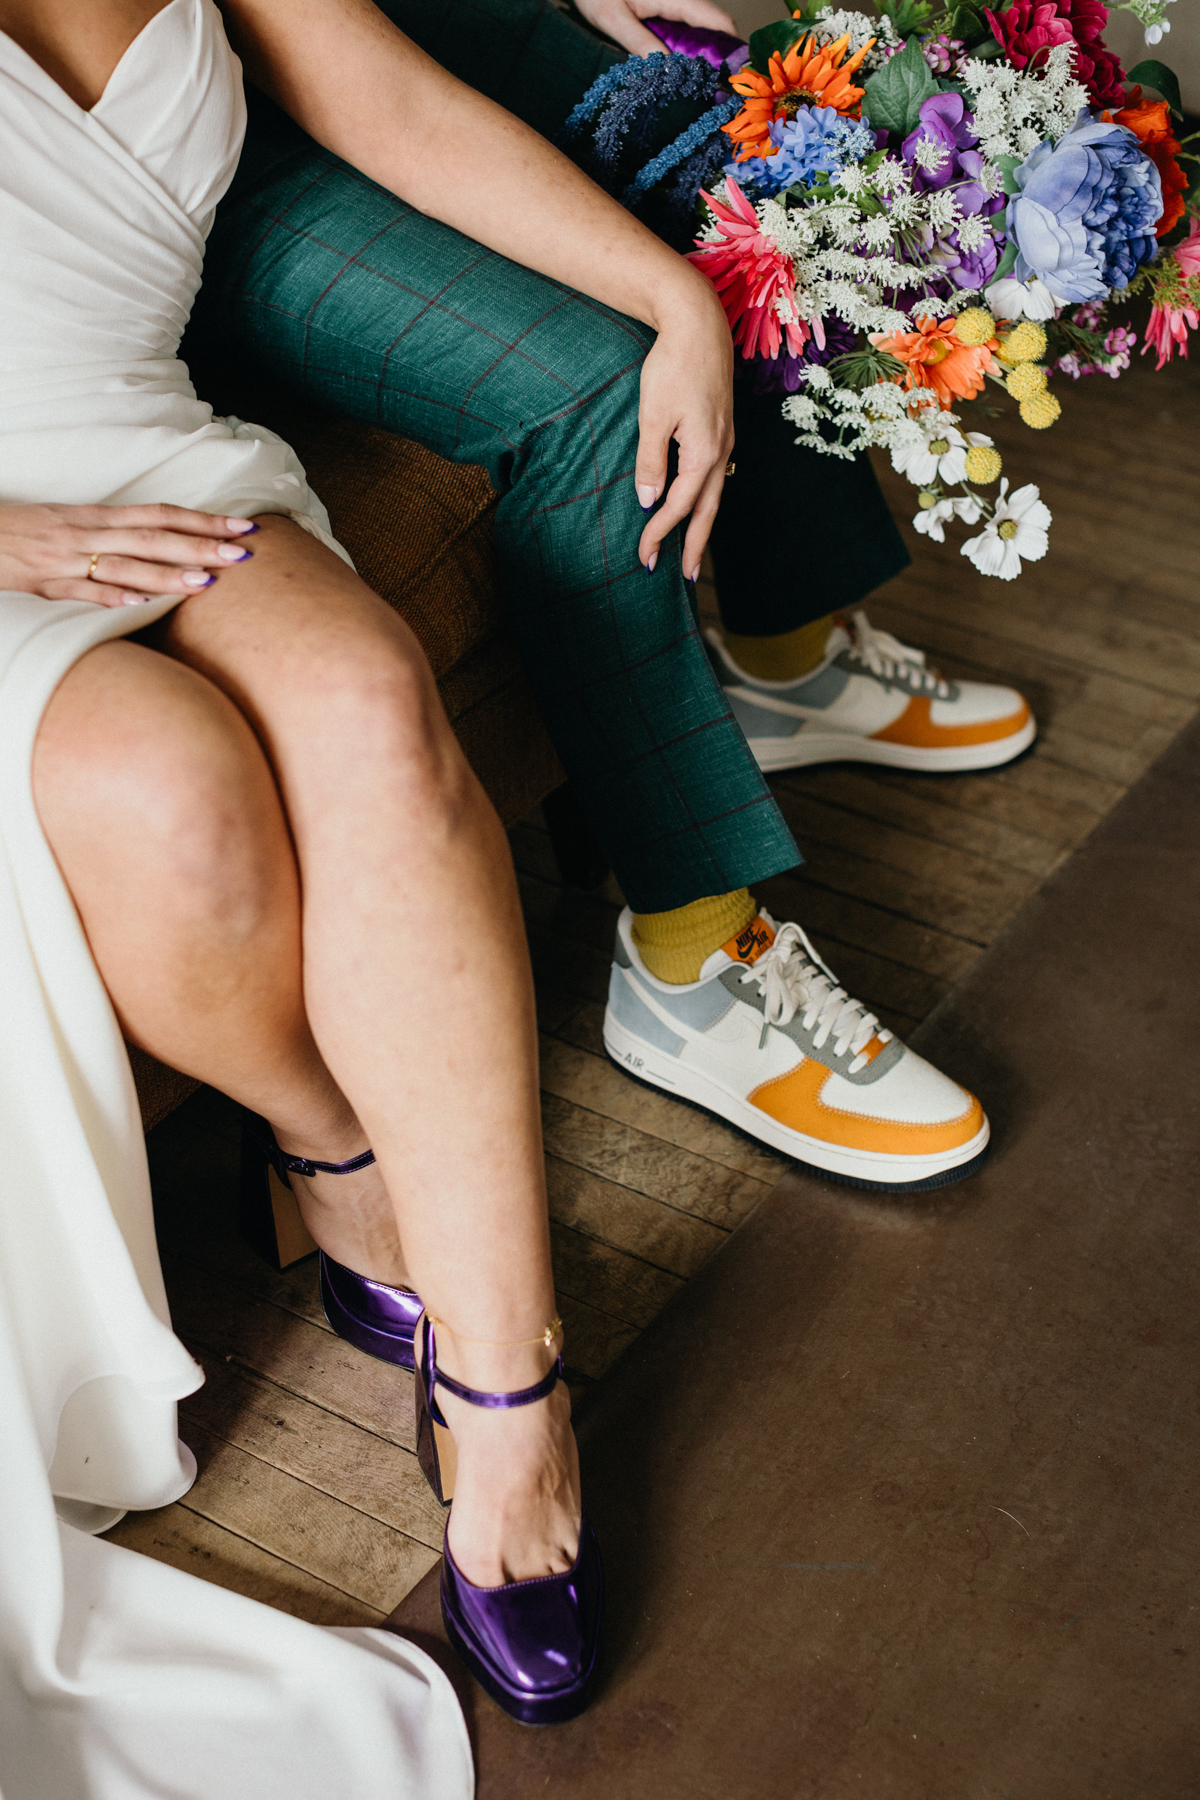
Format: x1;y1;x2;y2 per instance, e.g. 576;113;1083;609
1007;115;1164;304
727;106;875;198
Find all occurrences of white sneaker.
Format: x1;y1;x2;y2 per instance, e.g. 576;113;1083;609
708;610;1035;773
603;907;988;1192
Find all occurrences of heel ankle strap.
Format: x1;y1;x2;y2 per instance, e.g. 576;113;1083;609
421;1316;562;1417
246;1113;375;1181
276;1146;376;1178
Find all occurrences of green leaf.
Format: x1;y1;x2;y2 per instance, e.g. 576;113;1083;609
1125;59;1183;119
947;3;990;45
992;153;1022;195
862;36;938;137
746;17;810;76
876;0;936;35
992;238;1018;282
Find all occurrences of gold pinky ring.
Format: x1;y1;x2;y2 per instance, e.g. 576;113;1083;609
86;553;101;580
724;461;736;479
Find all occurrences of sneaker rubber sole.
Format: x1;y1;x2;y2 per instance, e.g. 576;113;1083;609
603;1012;990;1194
745;715;1036;774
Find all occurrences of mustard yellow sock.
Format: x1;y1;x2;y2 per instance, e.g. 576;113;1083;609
721;612;836;682
631;888;758;986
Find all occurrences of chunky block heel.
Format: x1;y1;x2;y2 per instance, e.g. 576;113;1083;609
240;1114;423;1367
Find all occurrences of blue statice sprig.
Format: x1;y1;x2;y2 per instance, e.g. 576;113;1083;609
562;52;736;227
622;99;739;205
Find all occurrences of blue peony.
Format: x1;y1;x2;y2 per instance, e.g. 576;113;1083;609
1007;115;1164;304
728;106;875;199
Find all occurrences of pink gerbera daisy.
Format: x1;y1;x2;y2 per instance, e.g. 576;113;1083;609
687;180;811;364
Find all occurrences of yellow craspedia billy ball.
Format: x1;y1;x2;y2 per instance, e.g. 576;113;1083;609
1005;362;1048;401
953;308;997;346
998;321;1048;365
1019;390;1062;430
963;444;1003;483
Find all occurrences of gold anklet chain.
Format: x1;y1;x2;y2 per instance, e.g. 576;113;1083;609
426;1314;563;1351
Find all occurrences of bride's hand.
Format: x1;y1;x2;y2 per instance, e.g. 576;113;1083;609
573;0;739;56
0;504;259;609
636;279;735;584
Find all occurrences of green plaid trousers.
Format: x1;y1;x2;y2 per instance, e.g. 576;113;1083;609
191;0;901;911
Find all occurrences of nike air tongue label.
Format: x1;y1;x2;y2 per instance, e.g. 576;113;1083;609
724;915;775;966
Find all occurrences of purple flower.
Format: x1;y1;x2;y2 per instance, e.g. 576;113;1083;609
740;316;857;395
901;93;980;193
1007;116;1164;304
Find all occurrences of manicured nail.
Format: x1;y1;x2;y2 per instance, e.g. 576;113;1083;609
120;594;143;606
225;518;259;533
636;484;660;511
645;551;658;575
182;569;215;587
217;542;253;561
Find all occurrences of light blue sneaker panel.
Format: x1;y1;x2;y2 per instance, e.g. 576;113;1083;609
607;965;685;1055
629;965;737;1031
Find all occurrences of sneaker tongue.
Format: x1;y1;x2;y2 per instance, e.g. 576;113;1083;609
722;912;776;967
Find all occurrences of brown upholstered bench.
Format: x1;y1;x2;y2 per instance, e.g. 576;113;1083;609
131;389;568;1146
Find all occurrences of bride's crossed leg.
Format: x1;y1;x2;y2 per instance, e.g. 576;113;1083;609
32;513;579;1588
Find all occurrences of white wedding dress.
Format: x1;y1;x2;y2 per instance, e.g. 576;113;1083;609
0;4;472;1795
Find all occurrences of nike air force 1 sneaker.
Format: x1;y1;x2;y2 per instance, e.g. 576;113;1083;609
708;610;1035;773
603;908;988;1192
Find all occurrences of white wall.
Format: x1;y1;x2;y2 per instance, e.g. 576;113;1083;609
725;1;1198;107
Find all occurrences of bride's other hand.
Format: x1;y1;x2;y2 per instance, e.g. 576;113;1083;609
573;0;739;57
0;504;259;608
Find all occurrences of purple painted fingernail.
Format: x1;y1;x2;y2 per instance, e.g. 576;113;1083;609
225;518;259;533
217;543;253;561
182;570;215;588
635;483;660;511
645;552;658;575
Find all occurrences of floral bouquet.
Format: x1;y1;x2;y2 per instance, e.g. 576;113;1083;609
564;0;1198;579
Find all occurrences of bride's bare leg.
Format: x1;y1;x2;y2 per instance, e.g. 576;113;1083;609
151;518;577;1587
33;637;409;1287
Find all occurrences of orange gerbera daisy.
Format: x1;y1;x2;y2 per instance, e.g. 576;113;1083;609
723;31;873;163
871;316;1000;408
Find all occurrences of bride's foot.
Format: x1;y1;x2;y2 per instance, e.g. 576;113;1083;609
414;1316;602;1725
437;1352;581;1586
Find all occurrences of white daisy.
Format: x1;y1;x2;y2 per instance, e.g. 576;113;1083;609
892;420;969;487
913;499;956;542
985;276;1057;321
960;480;1052;580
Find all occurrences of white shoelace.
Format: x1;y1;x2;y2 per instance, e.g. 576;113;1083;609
846;609;951;699
738;921;892;1073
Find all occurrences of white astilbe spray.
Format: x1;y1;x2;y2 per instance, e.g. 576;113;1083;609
805;7;900;71
960;43;1088;160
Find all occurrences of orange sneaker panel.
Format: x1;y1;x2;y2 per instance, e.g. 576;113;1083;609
748;1059;984;1153
722;914;776;967
871;695;1031;748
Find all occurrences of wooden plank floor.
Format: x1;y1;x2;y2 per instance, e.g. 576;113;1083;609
109;349;1199;1624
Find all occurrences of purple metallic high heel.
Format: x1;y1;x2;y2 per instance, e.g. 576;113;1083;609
415;1315;604;1725
240;1114;423;1369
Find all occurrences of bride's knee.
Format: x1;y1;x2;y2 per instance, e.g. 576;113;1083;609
36;643;288;942
303;632;474;819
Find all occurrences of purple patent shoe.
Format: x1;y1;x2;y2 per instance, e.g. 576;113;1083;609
240;1114;423;1369
415;1315;604;1725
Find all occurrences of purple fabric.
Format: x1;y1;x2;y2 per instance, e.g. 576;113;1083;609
644;16;749;71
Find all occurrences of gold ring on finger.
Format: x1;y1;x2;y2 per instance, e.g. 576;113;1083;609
724;461;736;479
86;553;101;580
